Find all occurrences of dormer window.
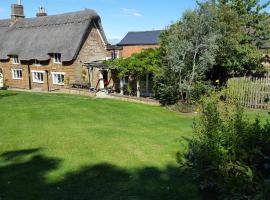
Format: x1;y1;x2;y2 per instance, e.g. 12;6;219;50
53;53;62;64
11;55;20;64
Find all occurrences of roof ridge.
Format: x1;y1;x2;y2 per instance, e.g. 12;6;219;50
25;9;97;20
0;9;97;22
128;30;163;33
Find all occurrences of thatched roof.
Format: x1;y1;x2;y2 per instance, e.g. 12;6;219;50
0;9;108;61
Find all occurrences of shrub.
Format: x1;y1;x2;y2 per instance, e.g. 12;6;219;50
123;84;133;96
182;95;270;199
167;102;197;113
190;81;215;103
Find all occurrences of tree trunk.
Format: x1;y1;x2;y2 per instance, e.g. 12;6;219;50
137;78;140;98
146;72;149;96
120;78;124;95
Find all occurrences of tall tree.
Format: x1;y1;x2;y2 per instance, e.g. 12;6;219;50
212;0;270;80
157;2;220;104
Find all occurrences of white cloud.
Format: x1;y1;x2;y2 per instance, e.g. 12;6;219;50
0;8;4;13
121;8;142;17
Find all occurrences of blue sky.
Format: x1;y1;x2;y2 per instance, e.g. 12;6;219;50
0;0;198;43
0;0;269;43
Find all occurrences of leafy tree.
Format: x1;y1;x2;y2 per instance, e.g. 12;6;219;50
156;0;270;105
212;0;270;81
156;2;220;104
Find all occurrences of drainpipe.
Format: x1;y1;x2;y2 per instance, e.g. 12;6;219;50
45;70;49;92
88;67;91;87
27;64;32;90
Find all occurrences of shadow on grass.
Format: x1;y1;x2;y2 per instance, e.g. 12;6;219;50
0;92;17;100
1;148;41;161
0;149;209;200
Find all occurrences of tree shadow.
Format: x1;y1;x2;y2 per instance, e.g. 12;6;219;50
0;93;17;100
0;149;60;200
1;148;41;161
0;148;212;200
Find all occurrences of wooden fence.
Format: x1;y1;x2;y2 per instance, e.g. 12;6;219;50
227;74;270;109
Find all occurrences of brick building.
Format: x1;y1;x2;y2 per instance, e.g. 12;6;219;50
117;30;161;58
107;30;162;97
0;2;112;91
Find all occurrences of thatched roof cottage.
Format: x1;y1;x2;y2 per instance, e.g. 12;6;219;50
0;2;112;91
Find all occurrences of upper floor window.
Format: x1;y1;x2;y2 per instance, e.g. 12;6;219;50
53;53;62;64
11;55;20;64
12;69;22;80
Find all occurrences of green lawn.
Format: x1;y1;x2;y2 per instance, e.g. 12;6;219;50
0;91;268;200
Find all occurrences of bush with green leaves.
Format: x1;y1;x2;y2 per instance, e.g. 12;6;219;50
182;96;270;199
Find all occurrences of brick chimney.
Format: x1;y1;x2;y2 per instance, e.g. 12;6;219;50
11;0;25;22
36;6;47;17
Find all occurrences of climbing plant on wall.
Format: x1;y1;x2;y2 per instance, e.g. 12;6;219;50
106;48;162;78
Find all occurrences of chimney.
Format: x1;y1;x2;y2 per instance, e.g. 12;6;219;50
36;6;47;17
11;0;25;22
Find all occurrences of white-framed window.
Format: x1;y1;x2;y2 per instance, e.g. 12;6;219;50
52;72;65;85
32;71;44;83
12;69;23;80
111;50;120;59
53;53;62;64
11;55;20;64
34;60;41;66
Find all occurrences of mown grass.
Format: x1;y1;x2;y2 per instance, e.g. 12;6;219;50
0;90;268;200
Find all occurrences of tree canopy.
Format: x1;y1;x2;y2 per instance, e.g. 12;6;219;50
155;0;270;105
156;2;220;104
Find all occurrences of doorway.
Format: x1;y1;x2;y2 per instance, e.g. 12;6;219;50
102;70;109;87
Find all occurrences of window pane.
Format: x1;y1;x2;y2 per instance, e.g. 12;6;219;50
53;73;64;84
13;69;22;79
61;74;64;83
54;54;61;63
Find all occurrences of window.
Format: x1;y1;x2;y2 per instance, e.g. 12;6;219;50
11;55;20;64
53;53;62;64
32;71;44;83
52;72;65;85
12;69;22;80
111;50;120;59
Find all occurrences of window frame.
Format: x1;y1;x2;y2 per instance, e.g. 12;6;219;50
52;72;65;85
111;50;120;59
53;53;62;64
11;55;20;64
11;68;23;80
32;70;45;83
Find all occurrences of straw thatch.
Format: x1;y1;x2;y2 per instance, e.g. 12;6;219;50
0;9;108;61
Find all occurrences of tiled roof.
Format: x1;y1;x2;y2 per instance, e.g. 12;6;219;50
118;30;162;46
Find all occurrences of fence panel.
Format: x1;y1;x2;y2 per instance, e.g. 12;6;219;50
227;73;270;109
